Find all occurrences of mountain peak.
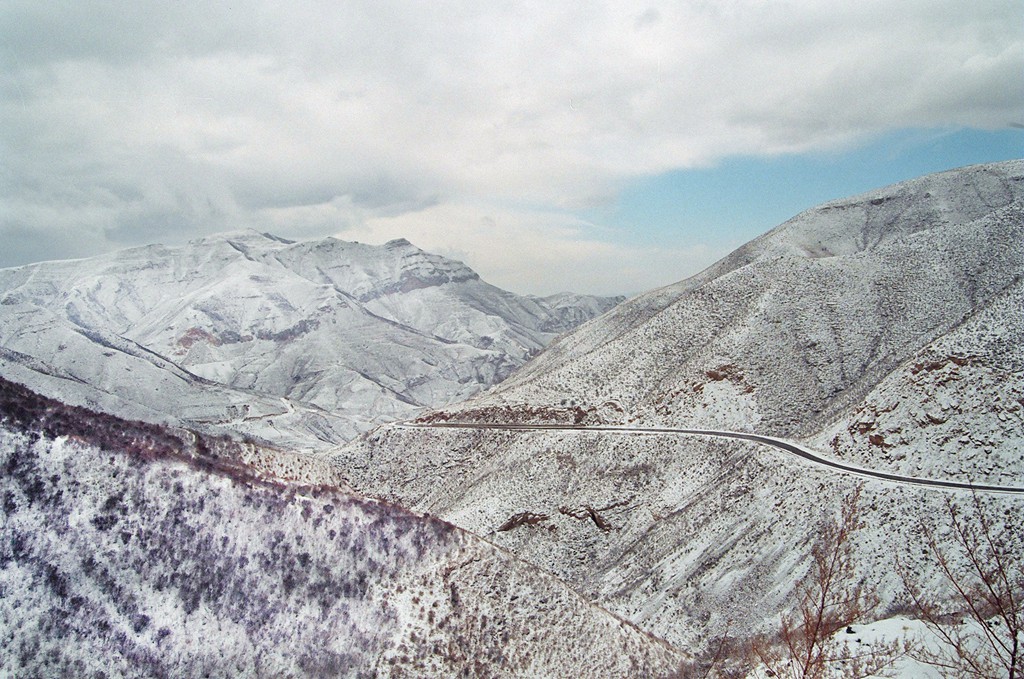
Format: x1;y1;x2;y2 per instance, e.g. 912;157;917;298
257;231;296;245
767;159;1024;260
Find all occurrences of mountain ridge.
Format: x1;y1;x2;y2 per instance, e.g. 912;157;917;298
470;160;1023;437
0;230;622;449
332;160;1024;649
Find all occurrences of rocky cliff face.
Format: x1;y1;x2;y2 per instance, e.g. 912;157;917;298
332;161;1024;648
0;232;622;449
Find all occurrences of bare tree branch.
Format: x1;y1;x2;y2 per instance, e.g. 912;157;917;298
901;490;1023;678
753;486;906;678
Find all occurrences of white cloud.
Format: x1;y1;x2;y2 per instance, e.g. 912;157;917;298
337;201;725;296
1;0;1020;291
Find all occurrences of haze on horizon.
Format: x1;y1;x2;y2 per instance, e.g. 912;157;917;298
1;1;1021;295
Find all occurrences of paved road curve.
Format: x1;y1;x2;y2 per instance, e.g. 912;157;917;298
400;421;1024;495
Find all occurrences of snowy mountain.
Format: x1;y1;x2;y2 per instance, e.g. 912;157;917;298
2;161;1020;671
0;231;621;449
332;161;1024;648
0;377;687;677
478;160;1023;442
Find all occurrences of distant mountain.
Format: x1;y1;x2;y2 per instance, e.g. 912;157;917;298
0;377;687;677
0;231;621;449
333;161;1024;648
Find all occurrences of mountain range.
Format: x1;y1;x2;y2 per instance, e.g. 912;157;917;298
332;160;1024;649
1;160;1022;675
0;232;621;450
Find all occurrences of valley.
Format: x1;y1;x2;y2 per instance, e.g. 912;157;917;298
2;160;1022;676
331;160;1024;654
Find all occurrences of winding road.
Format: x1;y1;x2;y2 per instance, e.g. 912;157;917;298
400;421;1024;495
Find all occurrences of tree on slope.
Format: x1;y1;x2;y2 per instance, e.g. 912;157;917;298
902;492;1023;678
753;486;904;678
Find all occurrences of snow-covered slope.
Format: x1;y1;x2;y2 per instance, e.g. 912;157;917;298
0;231;621;449
812;275;1024;485
333;161;1024;648
477;161;1023;439
0;378;686;677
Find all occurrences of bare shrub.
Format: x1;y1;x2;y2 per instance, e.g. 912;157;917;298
900;491;1023;678
753;487;906;678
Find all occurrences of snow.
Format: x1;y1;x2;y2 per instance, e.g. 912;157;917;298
0;417;686;677
475;161;1024;442
813;277;1024;485
333;160;1024;651
0;230;620;450
2;160;1021;672
835;618;942;678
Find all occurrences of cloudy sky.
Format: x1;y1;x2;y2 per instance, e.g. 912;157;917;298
2;1;1021;295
